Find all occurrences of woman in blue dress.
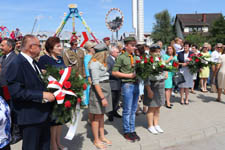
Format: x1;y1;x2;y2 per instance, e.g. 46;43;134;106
83;41;96;106
163;46;177;109
38;37;66;150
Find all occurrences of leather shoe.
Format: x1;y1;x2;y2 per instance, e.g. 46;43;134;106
114;112;122;118
108;115;114;122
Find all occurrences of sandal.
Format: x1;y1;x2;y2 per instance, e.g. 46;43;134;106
58;145;68;150
94;142;107;150
190;91;196;94
100;138;112;146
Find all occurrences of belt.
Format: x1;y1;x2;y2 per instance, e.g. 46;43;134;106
122;81;139;84
99;80;109;83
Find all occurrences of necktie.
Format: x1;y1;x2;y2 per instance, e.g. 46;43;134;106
32;60;40;75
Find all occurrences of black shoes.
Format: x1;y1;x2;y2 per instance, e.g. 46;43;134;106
123;133;135;142
123;132;140;142
114;112;122;118
108;115;114;122
131;132;140;141
166;105;172;109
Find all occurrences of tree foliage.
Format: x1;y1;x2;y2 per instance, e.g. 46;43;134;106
185;32;208;48
151;10;175;46
209;16;225;46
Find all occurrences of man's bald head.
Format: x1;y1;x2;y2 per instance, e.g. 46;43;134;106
21;34;39;51
21;34;41;59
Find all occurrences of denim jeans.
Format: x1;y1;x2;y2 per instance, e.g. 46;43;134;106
122;83;139;133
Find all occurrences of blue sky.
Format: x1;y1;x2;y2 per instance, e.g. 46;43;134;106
0;0;224;40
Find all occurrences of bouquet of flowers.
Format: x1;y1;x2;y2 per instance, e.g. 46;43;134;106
42;66;87;124
135;55;179;80
187;53;216;74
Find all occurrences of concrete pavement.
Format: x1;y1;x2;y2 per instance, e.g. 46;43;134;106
12;90;225;150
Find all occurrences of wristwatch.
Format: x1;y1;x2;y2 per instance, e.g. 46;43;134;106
42;99;48;103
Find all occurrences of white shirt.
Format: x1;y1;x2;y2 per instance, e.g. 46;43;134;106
5;52;13;59
21;52;41;74
211;50;221;63
110;55;115;61
174;43;183;53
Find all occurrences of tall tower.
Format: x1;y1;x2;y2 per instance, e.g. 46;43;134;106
133;0;144;43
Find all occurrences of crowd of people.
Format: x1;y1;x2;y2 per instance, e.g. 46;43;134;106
0;34;225;150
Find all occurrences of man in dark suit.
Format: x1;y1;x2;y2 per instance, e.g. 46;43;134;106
0;38;17;89
6;35;55;150
0;38;23;145
107;46;122;122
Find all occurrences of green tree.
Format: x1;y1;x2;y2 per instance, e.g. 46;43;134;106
185;32;208;48
151;10;175;46
209;15;225;46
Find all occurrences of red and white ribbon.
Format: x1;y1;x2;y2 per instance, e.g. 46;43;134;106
47;67;76;104
65;100;81;140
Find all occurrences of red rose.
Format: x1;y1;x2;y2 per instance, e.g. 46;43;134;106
159;57;161;60
136;60;141;64
59;69;64;75
189;58;192;61
144;59;148;63
173;62;179;68
65;101;71;108
198;53;203;57
195;59;200;62
140;56;143;59
150;57;154;63
190;54;195;57
77;97;82;103
83;83;87;90
64;81;71;89
160;65;164;68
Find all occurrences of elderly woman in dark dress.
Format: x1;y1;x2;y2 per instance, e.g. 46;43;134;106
38;37;67;150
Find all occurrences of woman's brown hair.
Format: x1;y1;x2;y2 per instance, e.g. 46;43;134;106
45;37;60;53
166;45;176;56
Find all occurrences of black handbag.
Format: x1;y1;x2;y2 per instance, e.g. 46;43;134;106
173;72;185;87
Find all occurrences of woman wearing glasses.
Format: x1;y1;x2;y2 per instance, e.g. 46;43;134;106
38;37;67;150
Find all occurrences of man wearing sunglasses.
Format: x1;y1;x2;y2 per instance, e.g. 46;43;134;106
112;37;140;142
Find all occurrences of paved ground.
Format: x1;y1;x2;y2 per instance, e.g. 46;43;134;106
12;90;225;150
162;132;225;150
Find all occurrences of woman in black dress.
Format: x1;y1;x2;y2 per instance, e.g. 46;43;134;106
38;37;66;150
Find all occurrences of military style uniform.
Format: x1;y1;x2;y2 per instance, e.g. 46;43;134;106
113;50;140;135
63;48;86;77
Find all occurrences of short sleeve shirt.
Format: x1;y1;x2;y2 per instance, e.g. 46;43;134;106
112;51;137;82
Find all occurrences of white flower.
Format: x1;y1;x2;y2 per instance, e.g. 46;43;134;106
153;65;155;69
141;61;144;64
155;57;160;61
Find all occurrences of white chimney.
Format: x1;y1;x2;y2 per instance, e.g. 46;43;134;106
137;0;144;43
132;0;137;36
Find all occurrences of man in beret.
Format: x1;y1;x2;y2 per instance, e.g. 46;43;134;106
103;37;111;50
63;39;86;77
112;36;140;142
